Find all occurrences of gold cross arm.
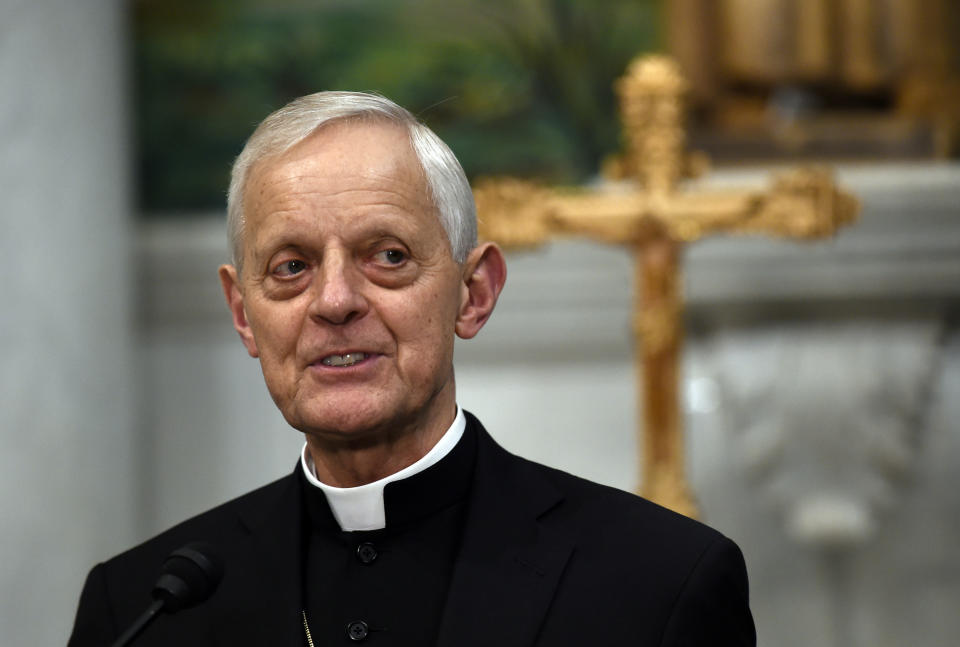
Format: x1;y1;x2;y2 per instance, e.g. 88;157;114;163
475;166;858;250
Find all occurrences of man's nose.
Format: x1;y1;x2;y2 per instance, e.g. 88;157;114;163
307;252;368;325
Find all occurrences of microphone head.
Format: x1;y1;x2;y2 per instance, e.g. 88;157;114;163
152;541;224;613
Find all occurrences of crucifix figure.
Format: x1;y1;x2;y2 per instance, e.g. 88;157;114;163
473;55;859;518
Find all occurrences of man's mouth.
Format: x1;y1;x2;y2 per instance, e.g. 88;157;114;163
320;352;368;367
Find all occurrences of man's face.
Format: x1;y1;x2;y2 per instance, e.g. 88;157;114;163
221;120;467;443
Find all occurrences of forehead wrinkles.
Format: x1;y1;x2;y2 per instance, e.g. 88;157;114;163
242;135;446;267
246;177;435;244
260;168;428;210
275;118;423;185
245;124;438;233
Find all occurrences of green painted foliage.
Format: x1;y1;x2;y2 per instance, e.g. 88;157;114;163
135;0;661;212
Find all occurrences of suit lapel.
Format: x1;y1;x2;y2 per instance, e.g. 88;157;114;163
437;418;575;647
212;469;305;647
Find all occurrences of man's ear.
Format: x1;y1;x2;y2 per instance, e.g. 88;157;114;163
218;264;260;358
455;242;507;340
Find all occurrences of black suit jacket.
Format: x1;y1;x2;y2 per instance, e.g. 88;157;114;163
69;413;755;646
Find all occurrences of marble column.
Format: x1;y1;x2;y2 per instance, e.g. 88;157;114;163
0;1;135;644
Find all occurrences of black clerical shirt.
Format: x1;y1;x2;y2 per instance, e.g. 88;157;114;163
299;423;477;645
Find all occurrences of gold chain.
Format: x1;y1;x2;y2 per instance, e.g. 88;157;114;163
301;610;315;647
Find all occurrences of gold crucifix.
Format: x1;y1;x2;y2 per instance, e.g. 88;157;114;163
473;56;859;518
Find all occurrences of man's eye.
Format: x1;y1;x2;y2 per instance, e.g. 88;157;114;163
274;259;307;276
375;249;406;265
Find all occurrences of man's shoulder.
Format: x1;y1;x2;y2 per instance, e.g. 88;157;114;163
69;472;300;646
101;470;296;574
469;411;726;558
474;426;753;643
496;454;755;646
516;452;723;549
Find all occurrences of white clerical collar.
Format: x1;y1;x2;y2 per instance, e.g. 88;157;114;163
299;407;466;531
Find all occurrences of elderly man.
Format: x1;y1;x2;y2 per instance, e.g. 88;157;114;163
69;92;755;646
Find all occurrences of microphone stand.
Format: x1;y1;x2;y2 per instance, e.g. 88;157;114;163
109;599;165;647
105;541;223;647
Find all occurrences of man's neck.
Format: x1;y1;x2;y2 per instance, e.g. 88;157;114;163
304;405;458;487
300;407;467;532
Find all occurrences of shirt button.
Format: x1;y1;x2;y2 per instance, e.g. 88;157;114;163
356;542;378;564
346;620;369;641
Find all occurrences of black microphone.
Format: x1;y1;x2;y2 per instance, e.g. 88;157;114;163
110;542;224;647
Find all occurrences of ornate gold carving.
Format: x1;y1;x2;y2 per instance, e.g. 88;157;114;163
633;240;681;358
747;167;861;239
615;55;690;195
473;177;553;249
472;54;860;518
656;168;860;243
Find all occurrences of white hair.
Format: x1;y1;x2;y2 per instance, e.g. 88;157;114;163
226;91;477;271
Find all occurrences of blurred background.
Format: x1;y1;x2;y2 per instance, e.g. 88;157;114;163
1;0;958;644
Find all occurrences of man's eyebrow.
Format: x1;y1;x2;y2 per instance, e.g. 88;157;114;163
361;225;411;240
351;211;420;234
248;238;306;265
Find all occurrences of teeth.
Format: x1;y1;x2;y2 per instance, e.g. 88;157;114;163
321;352;367;367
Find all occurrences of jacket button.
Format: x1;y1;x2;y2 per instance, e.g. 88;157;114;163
356;542;378;564
346;620;369;641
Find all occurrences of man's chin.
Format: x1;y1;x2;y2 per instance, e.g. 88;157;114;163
280;381;456;447
286;403;407;444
